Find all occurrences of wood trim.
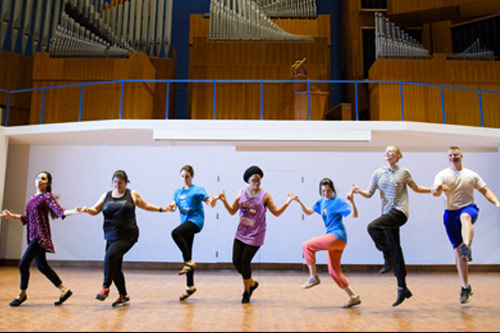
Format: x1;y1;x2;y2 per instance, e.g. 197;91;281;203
2;259;498;272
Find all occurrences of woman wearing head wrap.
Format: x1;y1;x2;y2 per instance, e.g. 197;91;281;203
217;166;294;303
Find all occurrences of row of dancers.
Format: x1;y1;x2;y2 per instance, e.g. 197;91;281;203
1;145;499;308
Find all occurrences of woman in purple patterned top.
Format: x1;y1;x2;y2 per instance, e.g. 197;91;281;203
1;171;81;307
218;166;295;303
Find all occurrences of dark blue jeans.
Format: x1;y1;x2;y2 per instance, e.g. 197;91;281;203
19;238;62;290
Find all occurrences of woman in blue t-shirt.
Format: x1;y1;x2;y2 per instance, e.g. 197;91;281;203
164;165;218;300
294;178;361;308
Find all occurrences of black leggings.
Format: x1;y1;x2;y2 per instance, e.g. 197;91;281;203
19;238;62;290
103;238;136;295
367;208;408;288
171;221;200;287
232;238;260;280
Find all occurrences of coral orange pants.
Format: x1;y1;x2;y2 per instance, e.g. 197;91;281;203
302;234;349;289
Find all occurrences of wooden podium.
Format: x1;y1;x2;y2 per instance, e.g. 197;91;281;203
280;77;329;120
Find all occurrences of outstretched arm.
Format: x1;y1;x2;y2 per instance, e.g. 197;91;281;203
63;207;83;216
266;192;294;217
293;195;315;216
479;186;500;209
131;190;166;213
82;192;107;216
346;191;358;218
204;194;221;208
0;209;22;220
219;190;240;216
351;184;373;198
408;180;432;194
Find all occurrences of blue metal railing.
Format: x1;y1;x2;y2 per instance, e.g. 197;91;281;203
0;79;499;127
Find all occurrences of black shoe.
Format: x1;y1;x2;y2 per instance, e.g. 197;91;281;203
378;262;393;274
392;287;412;307
460;285;473;304
241;292;250;304
54;289;73;306
9;295;27;307
249;281;259;297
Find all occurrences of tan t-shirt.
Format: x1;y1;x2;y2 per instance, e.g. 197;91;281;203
433;167;486;210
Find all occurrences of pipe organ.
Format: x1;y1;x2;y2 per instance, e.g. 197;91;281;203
208;0;313;41
255;0;317;18
374;12;429;59
0;0;173;58
449;38;495;60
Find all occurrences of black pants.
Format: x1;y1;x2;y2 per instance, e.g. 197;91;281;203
19;238;62;290
367;208;408;288
232;238;260;280
103;238;135;295
171;221;200;287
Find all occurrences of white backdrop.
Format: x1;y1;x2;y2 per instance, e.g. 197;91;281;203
2;144;500;265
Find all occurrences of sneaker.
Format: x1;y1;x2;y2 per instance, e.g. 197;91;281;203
459;244;472;262
343;295;361;308
9;295;27;307
460;285;473;304
180;287;197;301
302;275;320;289
392;287;412;307
112;295;130;307
95;287;110;301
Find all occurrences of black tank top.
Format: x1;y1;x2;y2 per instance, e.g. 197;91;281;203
102;189;139;241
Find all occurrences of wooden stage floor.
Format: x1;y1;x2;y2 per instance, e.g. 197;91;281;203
1;266;499;332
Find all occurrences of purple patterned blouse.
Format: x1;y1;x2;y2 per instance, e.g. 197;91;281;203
20;192;66;253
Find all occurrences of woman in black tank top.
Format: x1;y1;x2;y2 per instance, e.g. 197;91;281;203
82;170;167;307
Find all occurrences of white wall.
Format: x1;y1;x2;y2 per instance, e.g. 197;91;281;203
0;144;30;259
2;144;500;265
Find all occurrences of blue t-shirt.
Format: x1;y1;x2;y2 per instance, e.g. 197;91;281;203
173;185;209;231
312;196;352;243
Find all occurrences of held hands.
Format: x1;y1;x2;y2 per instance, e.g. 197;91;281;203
286;193;296;205
346;190;355;202
210;194;220;208
218;191;227;203
351;184;361;194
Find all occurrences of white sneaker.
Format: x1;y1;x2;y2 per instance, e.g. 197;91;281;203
302;275;320;289
343;295;361;308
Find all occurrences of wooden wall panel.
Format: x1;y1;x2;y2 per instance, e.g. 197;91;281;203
189;15;331;120
388;0;499;16
368;54;500;127
0;50;33;125
30;53;157;124
150;49;178;119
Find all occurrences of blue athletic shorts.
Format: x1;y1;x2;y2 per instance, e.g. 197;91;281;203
443;204;479;249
